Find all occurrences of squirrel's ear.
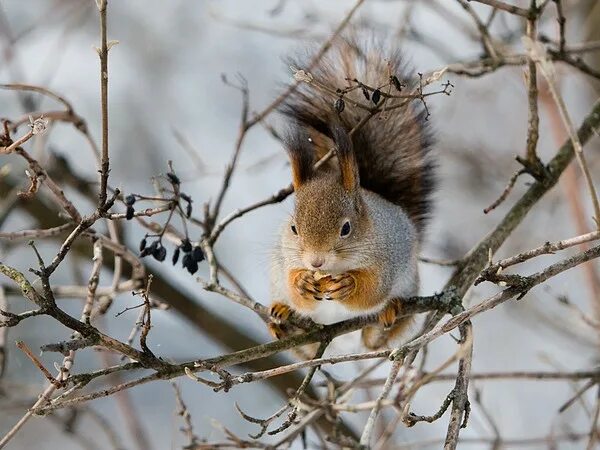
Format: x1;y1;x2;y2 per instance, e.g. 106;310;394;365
285;126;314;190
331;125;359;192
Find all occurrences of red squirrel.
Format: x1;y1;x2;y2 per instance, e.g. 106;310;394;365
269;37;435;349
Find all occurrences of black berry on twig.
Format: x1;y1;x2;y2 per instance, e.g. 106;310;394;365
390;75;403;92
180;238;192;253
334;98;345;114
125;194;136;206
153;244;167;262
167;172;180;185
192;246;204;262
372;89;381;105
141;240;159;258
172;246;180;265
361;86;370;100
182;254;199;275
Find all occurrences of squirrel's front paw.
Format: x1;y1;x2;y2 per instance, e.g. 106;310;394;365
294;270;323;301
322;273;356;301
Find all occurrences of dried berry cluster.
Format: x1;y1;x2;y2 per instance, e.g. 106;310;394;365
128;167;204;274
124;172;193;222
139;237;167;261
173;238;205;275
139;235;204;274
333;74;407;114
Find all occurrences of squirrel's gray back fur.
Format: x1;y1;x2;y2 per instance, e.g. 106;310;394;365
281;35;436;235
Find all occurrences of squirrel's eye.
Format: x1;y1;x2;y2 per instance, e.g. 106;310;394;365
291;224;298;235
340;221;351;237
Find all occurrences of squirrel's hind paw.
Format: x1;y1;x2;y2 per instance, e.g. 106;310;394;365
378;303;398;329
268;302;291;340
268;323;285;340
270;302;292;321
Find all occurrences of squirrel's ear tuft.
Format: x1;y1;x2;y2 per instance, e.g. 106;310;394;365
285;125;314;190
331;125;359;192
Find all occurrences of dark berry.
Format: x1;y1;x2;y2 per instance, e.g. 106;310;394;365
391;75;403;92
172;247;180;265
139;237;147;252
167;173;180;185
141;240;159;258
361;86;370;101
192;246;204;262
180;238;192;253
125;194;136;206
372;89;381;105
182;253;191;266
182;254;199;275
153;244;167;262
126;206;135;220
334;98;345;114
186;203;192;218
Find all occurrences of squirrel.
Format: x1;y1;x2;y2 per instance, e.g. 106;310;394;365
269;37;435;349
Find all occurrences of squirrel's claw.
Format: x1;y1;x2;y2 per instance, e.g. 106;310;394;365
268;322;285;340
324;286;353;301
270;302;292;321
294;270;322;301
378;303;398;329
269;303;291;340
322;273;355;301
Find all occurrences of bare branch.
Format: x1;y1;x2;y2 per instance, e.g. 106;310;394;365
466;0;531;18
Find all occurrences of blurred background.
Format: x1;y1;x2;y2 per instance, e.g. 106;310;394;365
1;0;600;448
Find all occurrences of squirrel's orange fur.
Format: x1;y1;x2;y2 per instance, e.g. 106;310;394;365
339;269;380;311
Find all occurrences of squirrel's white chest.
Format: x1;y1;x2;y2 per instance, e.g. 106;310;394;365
301;301;374;325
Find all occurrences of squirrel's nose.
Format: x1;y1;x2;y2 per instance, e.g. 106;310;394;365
310;258;324;269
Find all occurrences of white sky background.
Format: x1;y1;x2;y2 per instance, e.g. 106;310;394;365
1;0;599;449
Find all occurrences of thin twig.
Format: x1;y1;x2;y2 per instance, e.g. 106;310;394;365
139;275;154;357
359;359;402;447
15;340;61;387
483;169;527;214
443;322;473;449
97;0;110;207
82;239;103;324
480;230;600;277
553;0;566;53
466;0;531;18
517;1;545;179
172;383;200;449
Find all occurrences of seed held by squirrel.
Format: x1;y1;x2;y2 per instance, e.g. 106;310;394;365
269;36;436;349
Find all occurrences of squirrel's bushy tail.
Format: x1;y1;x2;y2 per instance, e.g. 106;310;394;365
281;36;435;235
